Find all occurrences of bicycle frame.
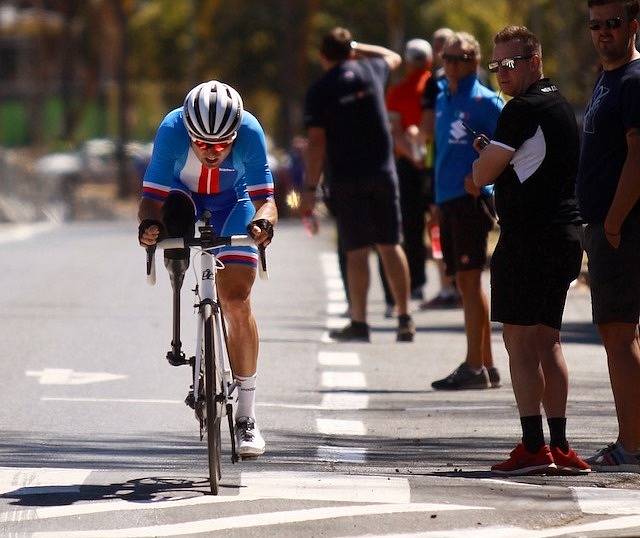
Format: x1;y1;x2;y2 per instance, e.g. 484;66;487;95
191;245;235;416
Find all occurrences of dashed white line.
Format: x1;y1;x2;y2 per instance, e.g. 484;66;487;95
320;393;369;410
318;351;360;366
327;302;349;315
321;371;366;388
316;418;366;436
317;446;368;463
328;289;347;302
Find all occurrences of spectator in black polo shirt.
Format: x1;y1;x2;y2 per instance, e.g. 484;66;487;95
301;27;415;343
473;26;590;475
577;0;640;472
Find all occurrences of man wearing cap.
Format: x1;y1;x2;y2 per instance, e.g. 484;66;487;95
385;38;434;302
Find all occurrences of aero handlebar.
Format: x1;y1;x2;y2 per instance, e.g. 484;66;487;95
145;235;268;285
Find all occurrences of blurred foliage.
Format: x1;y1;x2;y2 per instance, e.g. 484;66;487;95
0;0;606;149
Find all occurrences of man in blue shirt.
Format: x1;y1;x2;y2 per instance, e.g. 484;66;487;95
430;32;504;391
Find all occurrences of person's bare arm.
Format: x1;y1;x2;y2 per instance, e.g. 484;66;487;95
352;42;401;70
389;113;414;161
420;109;435;144
604;127;640;248
299;127;326;234
472;142;514;187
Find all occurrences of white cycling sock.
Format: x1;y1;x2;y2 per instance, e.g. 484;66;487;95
235;373;257;420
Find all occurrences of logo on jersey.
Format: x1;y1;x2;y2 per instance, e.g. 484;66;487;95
583;83;609;135
202;269;214;280
449;119;469;144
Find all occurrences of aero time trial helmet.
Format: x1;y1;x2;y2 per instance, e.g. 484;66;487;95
182;80;243;142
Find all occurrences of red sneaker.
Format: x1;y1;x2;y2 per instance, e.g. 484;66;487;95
491;443;556;476
550;446;591;475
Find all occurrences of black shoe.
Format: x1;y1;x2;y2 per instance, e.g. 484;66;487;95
431;362;491;390
396;315;415;342
329;322;370;342
488;366;501;388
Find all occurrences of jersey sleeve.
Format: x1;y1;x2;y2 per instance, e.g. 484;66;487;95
621;73;640;130
241;115;275;202
421;75;439;110
142;115;183;201
367;57;390;83
491;97;536;151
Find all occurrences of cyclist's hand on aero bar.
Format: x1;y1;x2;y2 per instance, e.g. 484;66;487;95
138;219;165;247
247;219;274;248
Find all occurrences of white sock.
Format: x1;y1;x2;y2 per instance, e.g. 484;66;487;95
235;373;257;420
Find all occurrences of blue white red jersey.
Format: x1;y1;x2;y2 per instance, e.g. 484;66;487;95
142;108;274;203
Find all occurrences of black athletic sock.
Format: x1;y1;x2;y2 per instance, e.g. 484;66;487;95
547;417;569;452
398;314;412;327
520;415;545;453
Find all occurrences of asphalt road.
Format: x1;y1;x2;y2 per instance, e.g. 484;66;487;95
0;218;639;537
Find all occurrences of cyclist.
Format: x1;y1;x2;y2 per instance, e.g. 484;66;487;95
138;80;277;458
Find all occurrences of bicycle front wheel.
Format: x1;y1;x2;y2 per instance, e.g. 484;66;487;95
204;315;222;495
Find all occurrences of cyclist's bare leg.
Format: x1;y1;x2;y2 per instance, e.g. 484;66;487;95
216;264;258;377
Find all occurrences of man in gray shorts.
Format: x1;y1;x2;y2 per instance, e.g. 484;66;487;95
576;0;640;472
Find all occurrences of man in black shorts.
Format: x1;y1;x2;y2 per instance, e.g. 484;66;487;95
301;27;415;343
473;26;590;475
577;0;640;472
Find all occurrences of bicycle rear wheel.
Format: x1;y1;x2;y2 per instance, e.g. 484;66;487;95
204;315;222;494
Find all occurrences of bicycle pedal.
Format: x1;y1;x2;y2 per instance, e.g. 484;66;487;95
166;350;188;366
184;391;195;409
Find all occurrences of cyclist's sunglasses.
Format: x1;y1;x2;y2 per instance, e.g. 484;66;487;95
488;55;534;73
588;17;625;31
442;52;475;63
191;133;236;152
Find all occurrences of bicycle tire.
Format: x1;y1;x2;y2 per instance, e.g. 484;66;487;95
204;315;222;495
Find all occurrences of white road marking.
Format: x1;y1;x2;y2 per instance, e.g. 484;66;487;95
325;277;345;290
321;331;334;343
318;351;360;366
26;369;127;385
41;397;182;404
374;515;640;537
321;393;369;410
0;222;57;245
317;446;368;463
32;503;491;538
572;486;640;515
321;371;366;388
328;289;347;302
406;405;509;412
326;317;349;330
320;252;341;276
480;478;543;488
0;467;91;496
241;471;409;503
316;418;366;436
0;494;261;523
327;301;349;314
